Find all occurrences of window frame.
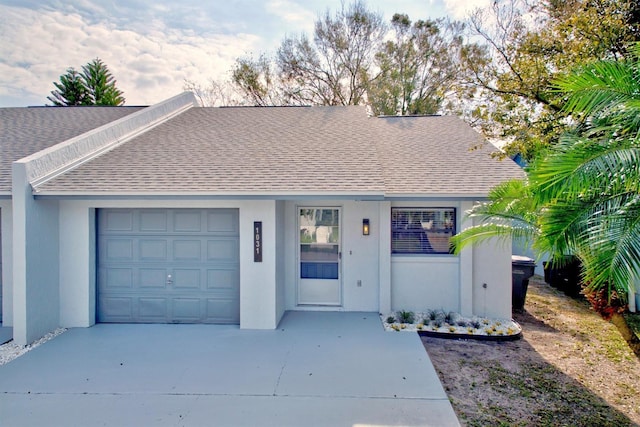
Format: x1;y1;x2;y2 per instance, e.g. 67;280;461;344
391;207;457;255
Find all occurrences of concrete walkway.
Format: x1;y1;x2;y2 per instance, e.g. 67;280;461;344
0;312;459;426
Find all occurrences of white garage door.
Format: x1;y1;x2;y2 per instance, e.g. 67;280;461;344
97;209;240;324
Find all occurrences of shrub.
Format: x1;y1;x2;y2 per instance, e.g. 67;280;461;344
397;310;415;324
583;288;627;320
444;311;457;325
386;315;396;324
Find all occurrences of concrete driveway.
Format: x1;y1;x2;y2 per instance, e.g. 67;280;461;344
0;312;459;426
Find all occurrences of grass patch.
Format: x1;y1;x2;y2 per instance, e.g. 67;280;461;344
479;361;633;426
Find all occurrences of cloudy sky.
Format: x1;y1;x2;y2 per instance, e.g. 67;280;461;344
0;0;488;107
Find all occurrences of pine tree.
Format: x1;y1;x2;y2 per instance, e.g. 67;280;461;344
47;58;125;106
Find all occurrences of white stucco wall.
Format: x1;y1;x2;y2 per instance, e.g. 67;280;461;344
378;202;392;314
282;200;380;312
58;199;280;330
275;201;286;325
239;200;278;329
472;237;512;320
391;256;460;312
0;200;13;325
12;164;60;346
389;201;463;314
458;201;474;317
59;204;95;327
48;196;513;339
341;201;380;311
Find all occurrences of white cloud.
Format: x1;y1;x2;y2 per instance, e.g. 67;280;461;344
0;1;468;107
442;0;490;19
266;0;316;27
0;4;261;106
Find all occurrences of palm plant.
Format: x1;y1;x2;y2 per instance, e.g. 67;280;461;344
532;46;640;298
452;43;640;303
450;178;540;251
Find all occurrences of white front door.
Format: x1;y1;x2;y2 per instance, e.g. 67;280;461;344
297;207;341;306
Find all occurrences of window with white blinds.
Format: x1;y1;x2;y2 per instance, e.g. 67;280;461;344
391;208;456;254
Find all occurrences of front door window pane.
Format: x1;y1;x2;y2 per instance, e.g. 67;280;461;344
300;209;339;279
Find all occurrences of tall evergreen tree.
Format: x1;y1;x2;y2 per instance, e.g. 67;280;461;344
81;58;125;106
47;67;90;106
47;58;124;106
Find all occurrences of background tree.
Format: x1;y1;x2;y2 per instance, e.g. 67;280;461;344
190;1;481;113
183;78;239;107
367;15;470;116
48;58;125;106
276;0;385;106
47;68;89;106
463;0;640;160
231;55;285;106
81;58;125;105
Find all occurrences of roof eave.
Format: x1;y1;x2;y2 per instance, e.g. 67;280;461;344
384;193;490;201
32;190;386;201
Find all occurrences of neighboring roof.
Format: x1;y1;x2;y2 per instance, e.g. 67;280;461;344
18;103;524;198
37;106;387;196
375;115;524;197
0;106;144;192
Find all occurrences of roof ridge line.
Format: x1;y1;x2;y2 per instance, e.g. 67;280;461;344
17;92;197;189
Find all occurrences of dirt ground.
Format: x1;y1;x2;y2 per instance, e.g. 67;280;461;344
422;278;640;427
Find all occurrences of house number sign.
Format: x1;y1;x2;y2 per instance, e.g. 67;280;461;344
254;221;262;262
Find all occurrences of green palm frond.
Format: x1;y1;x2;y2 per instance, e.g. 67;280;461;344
450;223;538;254
451;179;540;254
457;44;640;299
531;133;640;203
553;47;640;138
578;193;640;293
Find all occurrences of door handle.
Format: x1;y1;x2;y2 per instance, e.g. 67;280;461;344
339;252;342;260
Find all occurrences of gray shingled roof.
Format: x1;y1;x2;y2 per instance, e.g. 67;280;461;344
375;115;524;196
37;106;387;195
33;106;524;197
0;106;144;192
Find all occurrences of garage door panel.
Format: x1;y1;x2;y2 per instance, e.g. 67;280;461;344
139;211;168;232
173;240;202;260
206;299;238;323
174;211;202;232
104;210;134;231
97;208;239;324
139;298;168;319
207;269;239;290
104;268;134;289
139;240;168;260
105;239;134;261
172;298;201;321
207;239;239;262
139;269;168;288
173;269;201;289
100;297;133;319
207;211;238;233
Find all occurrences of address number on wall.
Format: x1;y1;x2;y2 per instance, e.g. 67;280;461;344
254;221;262;262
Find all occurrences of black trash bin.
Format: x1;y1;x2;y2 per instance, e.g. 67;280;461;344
543;256;582;296
512;255;536;310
